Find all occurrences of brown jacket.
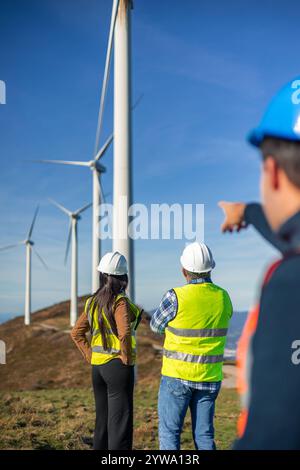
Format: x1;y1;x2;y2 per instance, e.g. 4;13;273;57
71;298;136;365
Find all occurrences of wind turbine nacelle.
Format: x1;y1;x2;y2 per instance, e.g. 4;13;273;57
94;161;107;173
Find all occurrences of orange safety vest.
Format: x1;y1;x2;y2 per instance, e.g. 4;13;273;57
236;258;282;437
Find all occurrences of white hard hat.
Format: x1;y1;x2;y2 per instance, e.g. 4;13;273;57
97;251;128;275
180;242;215;273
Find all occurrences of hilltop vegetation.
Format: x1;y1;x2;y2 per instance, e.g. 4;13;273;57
0;386;239;450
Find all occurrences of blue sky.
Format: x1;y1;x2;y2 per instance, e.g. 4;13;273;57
0;0;299;318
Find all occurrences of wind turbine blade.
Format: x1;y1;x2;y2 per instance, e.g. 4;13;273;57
93;0;120;157
95;134;114;161
33;247;48;270
132;93;144;111
95;172;106;204
96;173;112;232
36;159;90;167
49;198;72;217
74;202;92;216
0;241;24;251
27;205;39;239
94;95;141;161
64;222;72;265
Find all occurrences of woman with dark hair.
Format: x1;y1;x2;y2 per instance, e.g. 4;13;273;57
71;251;142;450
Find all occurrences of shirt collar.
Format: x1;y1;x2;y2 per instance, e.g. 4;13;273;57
277;210;300;251
188;277;212;285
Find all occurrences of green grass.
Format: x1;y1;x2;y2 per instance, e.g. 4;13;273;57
0;382;239;450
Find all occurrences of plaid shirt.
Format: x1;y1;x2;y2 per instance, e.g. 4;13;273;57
150;278;221;392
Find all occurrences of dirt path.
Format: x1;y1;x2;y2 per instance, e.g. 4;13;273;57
222;365;237;389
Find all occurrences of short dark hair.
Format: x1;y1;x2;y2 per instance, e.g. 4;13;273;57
186;270;211;280
260;136;300;188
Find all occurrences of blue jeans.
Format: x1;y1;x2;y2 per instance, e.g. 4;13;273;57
158;376;221;450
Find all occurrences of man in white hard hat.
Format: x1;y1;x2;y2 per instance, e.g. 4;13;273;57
151;242;233;450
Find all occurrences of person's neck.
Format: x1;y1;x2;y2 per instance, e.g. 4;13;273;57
268;181;300;231
276;196;300;230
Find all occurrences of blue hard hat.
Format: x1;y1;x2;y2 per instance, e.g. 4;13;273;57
248;77;300;147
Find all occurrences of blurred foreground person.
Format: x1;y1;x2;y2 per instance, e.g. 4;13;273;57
151;242;233;450
71;251;142;450
219;77;300;449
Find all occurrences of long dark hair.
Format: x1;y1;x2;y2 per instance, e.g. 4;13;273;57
88;272;128;350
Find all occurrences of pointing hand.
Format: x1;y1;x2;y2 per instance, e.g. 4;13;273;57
218;201;247;233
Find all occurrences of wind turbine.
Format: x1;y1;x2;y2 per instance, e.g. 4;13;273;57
34;1;121;294
0;206;47;326
37;139;111;294
49;199;92;327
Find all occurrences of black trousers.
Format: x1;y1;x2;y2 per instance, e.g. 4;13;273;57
92;359;135;450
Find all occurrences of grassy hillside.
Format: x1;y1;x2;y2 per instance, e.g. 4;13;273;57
0;386;239;450
0;298;239;450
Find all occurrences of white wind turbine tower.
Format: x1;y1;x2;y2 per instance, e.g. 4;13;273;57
113;0;134;299
0;206;47;326
50;199;92;327
94;0;135;298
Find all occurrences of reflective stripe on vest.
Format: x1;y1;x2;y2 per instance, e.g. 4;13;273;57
167;326;228;337
162;283;232;382
163;348;224;364
92;346;121;354
92;345;137;354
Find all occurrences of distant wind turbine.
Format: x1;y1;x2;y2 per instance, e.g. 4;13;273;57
35;1;121;295
0;206;47;326
37;139;111;294
35;0;140;297
50;199;92;327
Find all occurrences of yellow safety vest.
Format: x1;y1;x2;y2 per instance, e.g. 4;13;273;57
162;283;232;382
86;294;141;366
